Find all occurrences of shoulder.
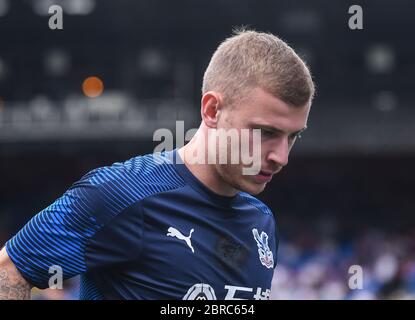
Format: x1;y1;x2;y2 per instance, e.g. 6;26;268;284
77;151;183;189
65;151;186;222
238;192;274;217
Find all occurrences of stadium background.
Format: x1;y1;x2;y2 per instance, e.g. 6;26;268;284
1;0;414;299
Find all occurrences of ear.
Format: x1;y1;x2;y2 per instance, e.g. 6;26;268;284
200;91;223;128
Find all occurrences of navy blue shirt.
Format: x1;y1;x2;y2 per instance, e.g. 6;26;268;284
6;150;278;300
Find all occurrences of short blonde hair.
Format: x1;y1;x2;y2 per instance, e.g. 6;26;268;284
202;28;315;107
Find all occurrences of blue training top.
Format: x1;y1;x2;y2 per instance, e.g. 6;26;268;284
6;149;278;300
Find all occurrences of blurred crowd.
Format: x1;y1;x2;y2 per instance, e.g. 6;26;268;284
271;227;415;299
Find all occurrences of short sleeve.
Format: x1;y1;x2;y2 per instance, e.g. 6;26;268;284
5;165;143;289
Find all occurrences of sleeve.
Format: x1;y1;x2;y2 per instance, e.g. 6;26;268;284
5;165;144;289
273;214;279;269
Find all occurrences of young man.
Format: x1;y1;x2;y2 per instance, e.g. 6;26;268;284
0;29;314;300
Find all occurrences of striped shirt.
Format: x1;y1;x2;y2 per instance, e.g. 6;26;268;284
6;150;278;300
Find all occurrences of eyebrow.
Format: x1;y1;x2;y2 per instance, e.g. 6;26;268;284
252;123;308;136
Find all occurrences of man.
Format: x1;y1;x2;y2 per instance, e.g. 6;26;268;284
0;29;314;300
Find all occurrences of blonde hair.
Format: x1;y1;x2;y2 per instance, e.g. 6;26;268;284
202;28;315;107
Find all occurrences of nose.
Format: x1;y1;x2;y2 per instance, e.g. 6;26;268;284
267;138;289;168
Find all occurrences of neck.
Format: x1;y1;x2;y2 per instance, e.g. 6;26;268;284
177;129;238;197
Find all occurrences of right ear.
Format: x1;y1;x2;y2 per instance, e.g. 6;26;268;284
200;91;223;128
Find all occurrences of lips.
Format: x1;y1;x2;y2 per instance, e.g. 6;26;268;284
254;170;274;183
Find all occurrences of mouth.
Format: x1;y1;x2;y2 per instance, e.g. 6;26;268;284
253;170;274;183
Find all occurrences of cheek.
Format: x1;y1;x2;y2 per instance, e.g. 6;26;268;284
245;129;263;156
220;111;238;129
259;140;275;158
222;163;246;183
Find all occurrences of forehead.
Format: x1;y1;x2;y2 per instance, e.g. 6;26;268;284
236;87;310;132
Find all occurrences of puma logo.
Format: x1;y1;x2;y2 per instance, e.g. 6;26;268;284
167;227;195;253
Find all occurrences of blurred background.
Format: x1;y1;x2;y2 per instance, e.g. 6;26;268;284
1;0;415;300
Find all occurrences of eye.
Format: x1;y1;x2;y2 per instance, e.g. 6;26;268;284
261;129;275;137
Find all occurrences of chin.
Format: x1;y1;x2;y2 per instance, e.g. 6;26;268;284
237;181;267;195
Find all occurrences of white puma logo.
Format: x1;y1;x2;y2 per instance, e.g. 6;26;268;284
167;227;195;253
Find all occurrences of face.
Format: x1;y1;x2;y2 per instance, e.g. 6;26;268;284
213;86;311;195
